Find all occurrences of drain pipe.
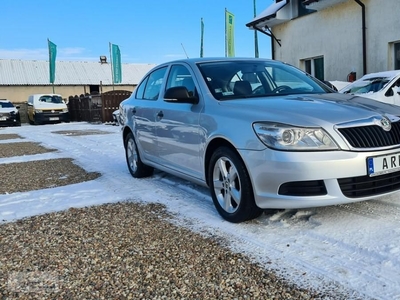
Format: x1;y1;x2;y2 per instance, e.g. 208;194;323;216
354;0;367;75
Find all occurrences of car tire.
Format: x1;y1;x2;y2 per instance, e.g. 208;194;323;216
124;132;154;178
208;146;263;223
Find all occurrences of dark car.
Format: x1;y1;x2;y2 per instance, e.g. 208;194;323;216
0;99;21;127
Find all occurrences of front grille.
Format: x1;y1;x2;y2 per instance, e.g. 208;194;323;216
338;171;400;198
278;180;327;196
338;121;400;148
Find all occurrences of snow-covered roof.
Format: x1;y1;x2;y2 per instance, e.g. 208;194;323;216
0;59;156;86
246;0;290;29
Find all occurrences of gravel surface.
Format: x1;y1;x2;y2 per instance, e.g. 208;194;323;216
0;132;331;299
0;158;101;194
0;141;56;158
0;202;325;300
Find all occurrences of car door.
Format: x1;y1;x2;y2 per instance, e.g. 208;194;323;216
132;67;167;162
155;64;204;179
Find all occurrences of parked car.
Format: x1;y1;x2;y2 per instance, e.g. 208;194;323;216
27;94;70;125
119;57;400;223
339;70;400;105
0;99;21;126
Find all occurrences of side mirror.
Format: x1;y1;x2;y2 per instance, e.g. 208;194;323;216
15;105;20;109
164;86;198;104
396;86;400;95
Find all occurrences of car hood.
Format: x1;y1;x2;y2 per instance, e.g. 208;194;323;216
34;102;67;109
218;93;400;127
0;108;18;114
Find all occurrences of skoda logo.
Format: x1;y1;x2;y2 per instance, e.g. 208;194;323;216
380;116;392;132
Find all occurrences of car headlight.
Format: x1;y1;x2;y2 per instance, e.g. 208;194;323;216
35;109;43;113
253;122;338;151
62;108;68;113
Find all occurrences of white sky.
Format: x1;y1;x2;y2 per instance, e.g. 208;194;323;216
1;122;400;299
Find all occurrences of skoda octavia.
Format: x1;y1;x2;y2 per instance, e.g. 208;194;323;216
119;58;400;223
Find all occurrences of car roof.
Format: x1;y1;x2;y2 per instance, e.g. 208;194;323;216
0;99;11;103
360;70;400;81
159;57;275;65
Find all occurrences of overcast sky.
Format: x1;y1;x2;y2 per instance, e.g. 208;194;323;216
1;0;274;64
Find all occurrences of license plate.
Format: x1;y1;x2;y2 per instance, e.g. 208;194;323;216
0;117;6;121
49;117;59;121
367;153;400;177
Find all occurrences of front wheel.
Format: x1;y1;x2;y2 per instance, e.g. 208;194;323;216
124;132;153;178
208;147;263;223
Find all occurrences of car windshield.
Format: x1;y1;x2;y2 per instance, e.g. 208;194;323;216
197;60;330;100
341;77;391;95
0;101;13;108
39;95;64;104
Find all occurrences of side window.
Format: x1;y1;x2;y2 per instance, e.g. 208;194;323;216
135;77;148;99
143;67;167;100
385;78;400;97
166;65;196;97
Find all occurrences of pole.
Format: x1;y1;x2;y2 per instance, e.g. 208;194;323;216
254;0;259;58
224;8;227;57
181;43;189;58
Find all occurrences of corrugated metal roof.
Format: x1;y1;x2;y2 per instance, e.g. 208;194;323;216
0;59;157;86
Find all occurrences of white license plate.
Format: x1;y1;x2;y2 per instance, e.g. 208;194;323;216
49;117;59;121
367;153;400;177
0;117;6;121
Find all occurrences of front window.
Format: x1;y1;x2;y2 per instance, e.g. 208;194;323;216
197;60;329;100
0;101;14;108
39;95;63;104
341;77;392;95
166;65;196;97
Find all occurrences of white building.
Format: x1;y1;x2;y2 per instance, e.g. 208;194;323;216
247;0;400;82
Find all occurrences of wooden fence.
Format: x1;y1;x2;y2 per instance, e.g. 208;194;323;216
67;90;132;123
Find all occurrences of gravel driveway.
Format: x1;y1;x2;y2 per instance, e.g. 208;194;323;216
0;131;328;299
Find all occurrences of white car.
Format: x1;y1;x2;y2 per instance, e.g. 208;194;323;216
339;70;400;106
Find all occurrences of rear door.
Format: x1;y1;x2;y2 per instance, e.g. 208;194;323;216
132;66;167;162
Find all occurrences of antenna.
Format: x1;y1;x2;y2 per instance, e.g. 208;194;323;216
181;43;189;58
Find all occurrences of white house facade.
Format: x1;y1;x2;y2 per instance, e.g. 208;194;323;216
247;0;400;82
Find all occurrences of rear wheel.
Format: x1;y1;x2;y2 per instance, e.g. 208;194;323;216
124;132;153;178
208;147;263;223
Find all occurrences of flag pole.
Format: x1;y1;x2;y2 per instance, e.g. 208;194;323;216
254;0;259;58
109;42;115;91
224;8;227;57
200;18;204;58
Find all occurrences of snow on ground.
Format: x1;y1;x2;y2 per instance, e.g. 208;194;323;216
2;122;400;299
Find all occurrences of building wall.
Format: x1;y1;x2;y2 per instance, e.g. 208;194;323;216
272;0;400;81
0;85;136;104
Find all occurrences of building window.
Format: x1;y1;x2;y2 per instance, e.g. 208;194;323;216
395;42;400;70
303;56;324;81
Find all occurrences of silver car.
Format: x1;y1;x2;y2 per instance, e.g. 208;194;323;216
120;58;400;223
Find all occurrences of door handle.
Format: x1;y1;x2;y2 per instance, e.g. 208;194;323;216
131;107;136;114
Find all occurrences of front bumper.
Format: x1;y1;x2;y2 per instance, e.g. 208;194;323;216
0;114;21;126
240;147;400;209
34;112;70;124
